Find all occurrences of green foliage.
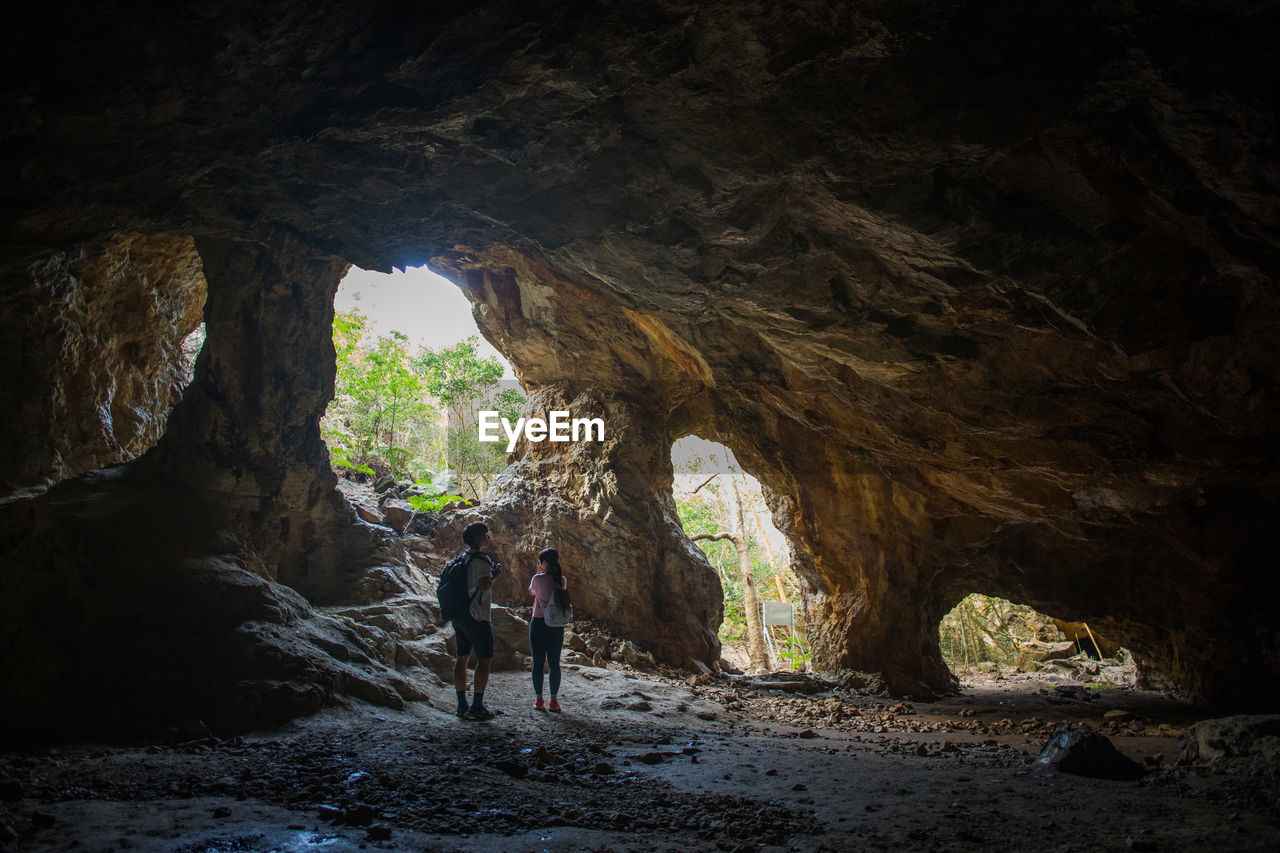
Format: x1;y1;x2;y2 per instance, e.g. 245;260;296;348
407;493;465;513
939;593;1058;666
674;490;770;644
414;335;523;500
415;336;505;410
324;313;525;504
324;310;435;477
776;631;810;670
330;452;375;477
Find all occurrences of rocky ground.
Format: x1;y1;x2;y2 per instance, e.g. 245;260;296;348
2;664;1278;853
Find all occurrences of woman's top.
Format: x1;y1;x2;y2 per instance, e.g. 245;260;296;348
529;571;568;619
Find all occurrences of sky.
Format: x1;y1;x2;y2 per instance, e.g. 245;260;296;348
334;265;515;379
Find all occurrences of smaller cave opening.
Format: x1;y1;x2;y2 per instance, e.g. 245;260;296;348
671;435;805;674
323;264;523;528
938;593;1137;690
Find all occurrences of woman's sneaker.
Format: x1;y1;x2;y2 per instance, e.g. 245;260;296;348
534;698;546;711
548;699;561;713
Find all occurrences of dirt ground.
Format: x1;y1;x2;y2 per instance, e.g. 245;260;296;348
2;664;1278;852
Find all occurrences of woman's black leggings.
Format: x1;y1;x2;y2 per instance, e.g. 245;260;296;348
529;616;565;697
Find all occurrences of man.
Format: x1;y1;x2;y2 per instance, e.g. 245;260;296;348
452;521;502;720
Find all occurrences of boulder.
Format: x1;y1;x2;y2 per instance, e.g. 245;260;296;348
1016;641;1079;672
354;505;383;526
1033;725;1144;780
619;641;640;665
379;499;416;534
1180;715;1280;764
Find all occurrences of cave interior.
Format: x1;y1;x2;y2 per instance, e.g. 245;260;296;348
2;1;1279;849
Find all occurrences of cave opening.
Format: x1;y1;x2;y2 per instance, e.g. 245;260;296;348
671;435;805;674
938;593;1135;689
322;264;521;513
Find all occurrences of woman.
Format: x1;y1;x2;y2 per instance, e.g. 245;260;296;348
528;547;569;712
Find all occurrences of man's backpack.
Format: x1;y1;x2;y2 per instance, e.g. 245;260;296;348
437;550;489;621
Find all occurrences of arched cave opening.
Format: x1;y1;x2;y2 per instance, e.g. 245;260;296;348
321;264;522;528
938;593;1136;690
671;435;805;674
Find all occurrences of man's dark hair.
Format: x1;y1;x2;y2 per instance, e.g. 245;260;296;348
463;522;489;548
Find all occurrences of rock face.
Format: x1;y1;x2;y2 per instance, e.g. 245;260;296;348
2;0;1280;737
0;233;206;494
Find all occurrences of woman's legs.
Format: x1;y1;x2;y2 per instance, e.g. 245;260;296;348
548;626;565;698
529;617;549;697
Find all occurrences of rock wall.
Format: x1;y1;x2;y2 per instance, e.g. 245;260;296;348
1;0;1279;733
0;233;206;495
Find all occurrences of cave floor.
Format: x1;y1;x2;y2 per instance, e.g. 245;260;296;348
2;667;1277;852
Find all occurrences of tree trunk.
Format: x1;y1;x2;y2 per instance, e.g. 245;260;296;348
728;479;771;671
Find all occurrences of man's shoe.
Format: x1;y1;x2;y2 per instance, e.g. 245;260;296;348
455;705;469;718
534;698;546;711
548;699;561;713
466;705;496;721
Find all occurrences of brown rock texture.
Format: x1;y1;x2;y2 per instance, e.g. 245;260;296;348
0;232;206;494
2;0;1279;737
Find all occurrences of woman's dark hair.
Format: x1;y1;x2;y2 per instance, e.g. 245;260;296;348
539;547;570;610
463;522;489;548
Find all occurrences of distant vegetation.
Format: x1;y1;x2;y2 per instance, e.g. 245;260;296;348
673;444;808;672
322;308;524;501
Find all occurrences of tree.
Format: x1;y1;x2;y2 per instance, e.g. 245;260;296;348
675;443;793;672
725;476;771;671
414;336;523;500
324;310;435;479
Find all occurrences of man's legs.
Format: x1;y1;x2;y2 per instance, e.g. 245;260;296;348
467;620;496;718
473;657;492;698
452;616;476;716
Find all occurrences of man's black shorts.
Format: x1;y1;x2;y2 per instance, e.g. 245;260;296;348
452;611;495;659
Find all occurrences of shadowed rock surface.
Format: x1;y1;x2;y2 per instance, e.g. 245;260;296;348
2;0;1279;738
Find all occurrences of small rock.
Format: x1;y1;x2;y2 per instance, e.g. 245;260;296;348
639;752;666;765
367;825;393;841
355;505;384;525
343;804;377;826
627;701;653;712
212;806;232;819
791;783;807;791
493;759;527;779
